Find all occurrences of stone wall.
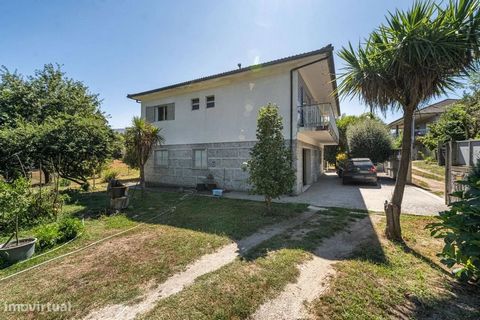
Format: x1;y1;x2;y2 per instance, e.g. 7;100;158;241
145;141;256;190
145;139;323;194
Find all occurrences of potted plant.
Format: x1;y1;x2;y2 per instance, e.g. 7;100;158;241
0;178;37;264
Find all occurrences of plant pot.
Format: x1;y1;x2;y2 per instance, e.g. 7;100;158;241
0;238;37;263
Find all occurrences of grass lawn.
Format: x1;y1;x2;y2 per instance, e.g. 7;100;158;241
308;215;480;320
140;208;370;320
412;160;445;180
0;188;306;320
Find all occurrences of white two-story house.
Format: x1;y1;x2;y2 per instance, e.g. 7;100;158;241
127;44;340;194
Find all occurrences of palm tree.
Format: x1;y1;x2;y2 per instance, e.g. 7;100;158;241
124;117;164;190
338;0;480;240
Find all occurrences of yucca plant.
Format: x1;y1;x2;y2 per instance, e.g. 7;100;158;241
123;117;164;190
338;0;480;240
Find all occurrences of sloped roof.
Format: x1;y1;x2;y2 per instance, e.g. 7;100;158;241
388;99;459;127
127;44;334;100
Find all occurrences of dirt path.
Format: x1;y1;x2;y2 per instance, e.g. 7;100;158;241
84;210;317;320
251;214;382;320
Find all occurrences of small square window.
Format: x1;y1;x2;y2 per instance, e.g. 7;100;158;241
154;150;168;167
193;149;207;169
191;98;200;111
206;95;215;108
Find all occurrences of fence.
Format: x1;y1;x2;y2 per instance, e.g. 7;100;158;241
445;140;480;204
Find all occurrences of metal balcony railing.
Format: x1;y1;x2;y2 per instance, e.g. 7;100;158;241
298;103;339;142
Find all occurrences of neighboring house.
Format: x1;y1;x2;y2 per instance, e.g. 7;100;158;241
388;98;459;159
127;44;340;194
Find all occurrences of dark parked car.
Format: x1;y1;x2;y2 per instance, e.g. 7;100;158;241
341;158;378;185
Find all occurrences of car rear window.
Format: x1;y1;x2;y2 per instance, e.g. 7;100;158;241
352;161;373;169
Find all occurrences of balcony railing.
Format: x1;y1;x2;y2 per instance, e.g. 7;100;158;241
298;103;339;142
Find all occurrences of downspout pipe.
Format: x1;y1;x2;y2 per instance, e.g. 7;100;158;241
289;54;331;167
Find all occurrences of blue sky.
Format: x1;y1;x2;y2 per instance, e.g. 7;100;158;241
0;0;464;128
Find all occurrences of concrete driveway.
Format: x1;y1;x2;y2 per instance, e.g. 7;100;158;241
226;172;448;216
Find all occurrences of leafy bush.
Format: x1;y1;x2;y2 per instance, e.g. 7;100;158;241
58;217;84;241
35;223;60;250
428;161;480;282
102;169;119;183
59;178;71;187
346;118;393;164
28;189;69;226
0;178;31;234
335;152;348;166
34;217;83;251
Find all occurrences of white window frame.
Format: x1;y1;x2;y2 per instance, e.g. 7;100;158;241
206;95;215;108
156;103;175;121
191;98;200;111
154;150;169;167
193;149;207;169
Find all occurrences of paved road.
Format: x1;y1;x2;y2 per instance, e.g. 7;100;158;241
225;172;448;216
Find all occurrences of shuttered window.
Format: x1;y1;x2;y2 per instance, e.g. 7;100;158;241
146;106;156;122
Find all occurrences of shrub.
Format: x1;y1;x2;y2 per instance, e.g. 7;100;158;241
58;217;84;241
34;217;83;251
35;223;60;250
247;104;295;211
102;169;119;183
346;118;393;164
427;160;480;282
59;178;71;187
0;178;31;235
335;152;348;166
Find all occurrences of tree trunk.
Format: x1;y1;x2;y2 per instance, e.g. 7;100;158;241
385;106;415;241
265;196;272;213
139;165;146;192
42;168;51;185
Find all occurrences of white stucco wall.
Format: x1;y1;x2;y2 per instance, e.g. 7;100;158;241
141;72;292;145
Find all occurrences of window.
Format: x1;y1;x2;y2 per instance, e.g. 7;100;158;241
157;103;175;121
191;98;200;110
154;150;168;167
193;149;207;169
206;95;215;108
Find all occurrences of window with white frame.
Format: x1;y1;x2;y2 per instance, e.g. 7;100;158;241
191;98;200;110
206;95;215;108
158;104;175;121
154;150;168;167
193;149;207;169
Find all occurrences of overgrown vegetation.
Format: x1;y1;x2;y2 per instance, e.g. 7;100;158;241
428;160;480;282
247;103;295;211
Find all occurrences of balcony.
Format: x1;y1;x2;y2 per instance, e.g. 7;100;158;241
297;103;339;144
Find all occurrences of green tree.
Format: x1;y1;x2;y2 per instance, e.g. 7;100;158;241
324;113;381;164
247;103;295;212
346;118;393;163
124;117;164;190
338;0;480;241
0;64;115;187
